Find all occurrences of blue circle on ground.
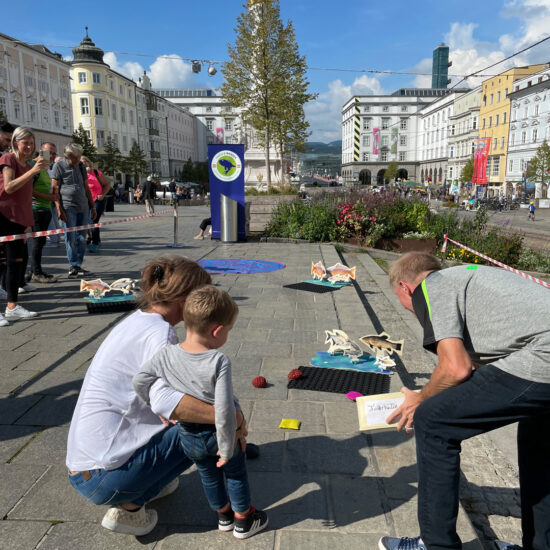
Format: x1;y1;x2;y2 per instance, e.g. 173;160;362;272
198;258;286;274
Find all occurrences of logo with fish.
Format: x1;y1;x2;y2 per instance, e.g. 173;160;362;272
211;150;242;182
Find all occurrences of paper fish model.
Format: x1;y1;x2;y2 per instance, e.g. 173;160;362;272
325;329;363;363
326;262;356;284
360;332;404;357
80;279;111;298
109;278;138;294
374;355;396;368
311;261;327;280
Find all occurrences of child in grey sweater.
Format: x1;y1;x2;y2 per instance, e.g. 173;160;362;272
133;285;268;539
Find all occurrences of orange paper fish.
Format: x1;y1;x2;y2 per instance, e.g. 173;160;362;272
311;261;327;280
326;262;356;283
80;278;111;298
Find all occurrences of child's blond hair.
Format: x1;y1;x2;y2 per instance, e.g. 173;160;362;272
183;285;238;335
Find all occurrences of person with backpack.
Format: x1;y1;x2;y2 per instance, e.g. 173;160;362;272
82;157;111;253
528;201;535;221
51;144;96;279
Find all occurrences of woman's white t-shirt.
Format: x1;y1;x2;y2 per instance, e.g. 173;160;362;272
66;310;183;471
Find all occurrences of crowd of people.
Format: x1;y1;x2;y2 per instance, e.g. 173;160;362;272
0;124;111;325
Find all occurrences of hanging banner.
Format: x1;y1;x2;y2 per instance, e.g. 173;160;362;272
208;144;246;240
215;127;224;144
372;128;380;155
472;137;491;185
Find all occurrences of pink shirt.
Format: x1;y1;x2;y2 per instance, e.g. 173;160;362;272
0;153;34;227
87;169;103;201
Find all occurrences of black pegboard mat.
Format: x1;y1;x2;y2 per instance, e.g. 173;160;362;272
283;282;337;293
287;365;390;395
86;301;137;314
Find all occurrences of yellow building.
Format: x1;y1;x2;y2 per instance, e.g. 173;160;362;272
70;30;138;178
478;64;546;196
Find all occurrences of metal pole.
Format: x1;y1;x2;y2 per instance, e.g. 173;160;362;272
166;201;184;248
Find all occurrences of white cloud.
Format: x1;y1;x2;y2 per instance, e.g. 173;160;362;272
103;52;198;88
305;75;384;142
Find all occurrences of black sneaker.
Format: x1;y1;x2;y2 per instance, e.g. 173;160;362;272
77;268;91;276
217;509;235;532
233;506;268;539
68;268;79;279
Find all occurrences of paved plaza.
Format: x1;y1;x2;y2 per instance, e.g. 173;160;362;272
0;203;524;549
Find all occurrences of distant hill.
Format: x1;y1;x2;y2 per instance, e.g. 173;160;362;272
304;141;342;154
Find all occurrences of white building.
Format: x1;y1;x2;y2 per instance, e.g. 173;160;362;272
0;32;74;151
165;99;197;177
155;88;283;186
447;86;481;195
506;67;550;199
341;89;449;185
417;91;468;188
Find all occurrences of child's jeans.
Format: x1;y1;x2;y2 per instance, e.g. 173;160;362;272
178;422;251;513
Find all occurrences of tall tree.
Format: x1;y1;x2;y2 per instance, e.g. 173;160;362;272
123;142;148;187
460;156;474;182
99;137;122;176
384;161;399;183
222;0;315;189
71;123;96;160
181;157;195;182
526;140;550;197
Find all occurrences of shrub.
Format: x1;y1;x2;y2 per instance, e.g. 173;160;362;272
518;248;550;274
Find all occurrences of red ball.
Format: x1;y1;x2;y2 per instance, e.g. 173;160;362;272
287;369;303;380
252;376;267;388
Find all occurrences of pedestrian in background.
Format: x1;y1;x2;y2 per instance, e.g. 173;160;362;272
52;144;96;279
0;126;48;325
142;176;156;215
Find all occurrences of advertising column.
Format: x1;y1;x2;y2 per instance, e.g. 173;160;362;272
208;144;246;240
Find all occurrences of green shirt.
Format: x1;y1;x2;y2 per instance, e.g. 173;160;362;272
29;160;52;210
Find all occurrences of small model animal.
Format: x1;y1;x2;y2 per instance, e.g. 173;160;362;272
374;355;396;368
109;278;139;295
219;158;235;175
324;329;363;363
326;262;356;284
360;332;404;357
311;261;327;280
80;279;111;299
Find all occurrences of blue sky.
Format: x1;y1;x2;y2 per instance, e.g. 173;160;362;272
3;0;550;141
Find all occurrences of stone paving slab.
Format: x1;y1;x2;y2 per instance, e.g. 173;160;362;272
0;463;50;518
0;520;51;550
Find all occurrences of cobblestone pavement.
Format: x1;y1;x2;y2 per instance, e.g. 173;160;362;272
0;202;520;549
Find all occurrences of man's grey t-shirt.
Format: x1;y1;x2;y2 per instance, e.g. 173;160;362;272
52;159;89;213
412;265;550;383
133;345;238;461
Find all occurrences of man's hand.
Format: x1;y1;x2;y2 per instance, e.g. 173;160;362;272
235;410;248;452
386;387;424;435
216;452;228;468
58;209;67;222
90;208;97;222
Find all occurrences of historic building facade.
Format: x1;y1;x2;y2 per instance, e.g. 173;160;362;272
0;32;74;151
506;67;550;199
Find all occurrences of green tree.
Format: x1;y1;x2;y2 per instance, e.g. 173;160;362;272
0;109;7;125
181;157;195;181
460;156;474;182
123;142;148;186
71;123;97;161
99;137;122;176
526;140;550;197
384;161;399;183
222;0;316;189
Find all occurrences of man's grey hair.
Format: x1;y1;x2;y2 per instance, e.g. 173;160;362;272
11;126;35;160
64;143;83;158
41;142;56;150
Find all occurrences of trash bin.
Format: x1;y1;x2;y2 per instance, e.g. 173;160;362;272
220;194;238;242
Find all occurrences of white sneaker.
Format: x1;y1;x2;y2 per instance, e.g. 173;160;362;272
18;284;34;294
101;506;158;536
0;288;6;299
4;305;38;320
149;477;179;502
0;313;9;327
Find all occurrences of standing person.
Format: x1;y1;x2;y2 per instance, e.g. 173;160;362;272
142;175;156;215
528;201;535;221
379;252;550;550
27;142;60;283
0;127;49;325
134;285;268;539
168;177;177;203
51;144;96;279
194;217;212;240
66;257;249;536
0;121;15;302
82;156;111;253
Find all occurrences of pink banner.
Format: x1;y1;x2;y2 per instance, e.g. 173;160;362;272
216;128;224;144
472;137;491;184
372;128;380;155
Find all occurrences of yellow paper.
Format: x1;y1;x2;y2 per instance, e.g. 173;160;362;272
279;418;301;430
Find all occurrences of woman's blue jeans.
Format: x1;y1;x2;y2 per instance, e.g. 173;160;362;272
414;365;550;550
91;199;105;245
178;424;250;513
68;425;192;507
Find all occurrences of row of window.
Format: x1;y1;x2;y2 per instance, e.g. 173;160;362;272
362;118;408;131
77;71;133;100
205;118;235;131
481;111;507;129
362;151;407;162
80;97;134;124
362;105;408;113
482;89;509;107
362;135;408;147
0;95;70;128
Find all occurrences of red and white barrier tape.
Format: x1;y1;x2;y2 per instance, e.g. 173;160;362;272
0;209;172;243
442;234;550;289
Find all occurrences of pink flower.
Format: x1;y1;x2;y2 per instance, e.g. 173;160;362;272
369;217;377;222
